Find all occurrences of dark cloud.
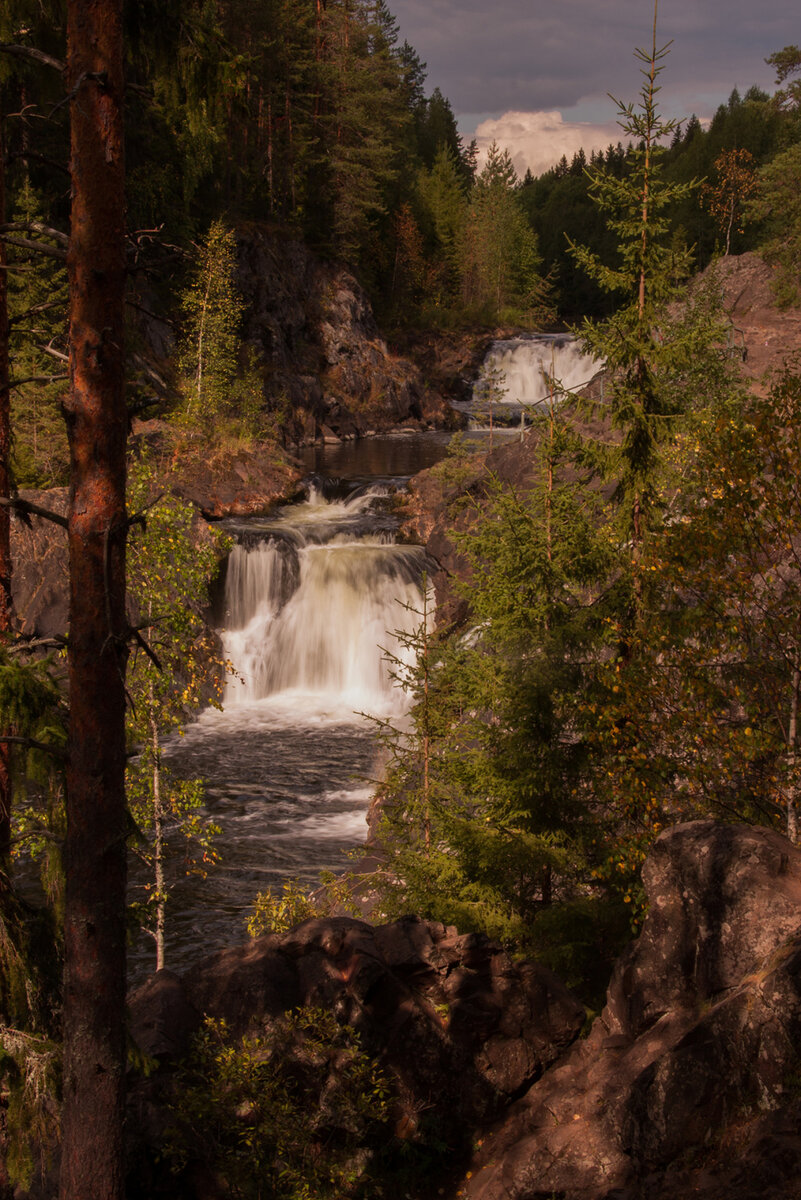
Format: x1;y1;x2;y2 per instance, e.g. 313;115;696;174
390;0;796;123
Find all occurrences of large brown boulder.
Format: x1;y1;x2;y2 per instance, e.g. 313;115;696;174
459;822;801;1200
128;915;584;1157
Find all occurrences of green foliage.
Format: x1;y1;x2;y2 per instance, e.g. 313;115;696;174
749;142;801;307
376;415;618;953
459;143;550;323
604;358;801;838
4;650;66;899
247;872;360;938
165;1010;391;1200
6;181;69;487
126;459;229;966
568;35;702;550
178;220;245;425
0;1024;60;1191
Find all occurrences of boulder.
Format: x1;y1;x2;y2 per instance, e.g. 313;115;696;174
128;915;585;1154
9;488;68;638
458;822;801;1200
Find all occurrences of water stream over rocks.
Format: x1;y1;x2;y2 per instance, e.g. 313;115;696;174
129;434;450;979
130;340;598;979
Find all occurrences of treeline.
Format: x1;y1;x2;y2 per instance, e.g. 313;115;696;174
6;6;801;392
2;0;478;295
523;74;801;317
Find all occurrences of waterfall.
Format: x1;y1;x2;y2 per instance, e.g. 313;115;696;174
460;334;602;421
221;485;430;717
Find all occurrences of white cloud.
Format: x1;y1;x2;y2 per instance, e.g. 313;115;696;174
472;110;624;180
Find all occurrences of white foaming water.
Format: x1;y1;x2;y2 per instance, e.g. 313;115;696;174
222;486;430;719
471;334;602;409
129;475;431;981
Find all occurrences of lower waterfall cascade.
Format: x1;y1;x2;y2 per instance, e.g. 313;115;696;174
222;484;429;716
130;460;437;979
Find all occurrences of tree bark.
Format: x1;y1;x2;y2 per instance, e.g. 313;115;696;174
60;3;128;1199
0;102;13;886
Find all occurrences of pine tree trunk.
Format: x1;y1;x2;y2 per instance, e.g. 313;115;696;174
60;3;128;1198
0;104;13;887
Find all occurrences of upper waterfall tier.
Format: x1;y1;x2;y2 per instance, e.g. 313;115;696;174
455;334;602;421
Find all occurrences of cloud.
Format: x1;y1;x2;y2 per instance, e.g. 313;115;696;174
389;0;791;121
473;111;624;179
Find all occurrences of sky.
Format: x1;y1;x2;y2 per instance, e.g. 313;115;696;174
388;0;799;177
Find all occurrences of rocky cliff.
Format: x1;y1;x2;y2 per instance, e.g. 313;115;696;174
237;228;452;440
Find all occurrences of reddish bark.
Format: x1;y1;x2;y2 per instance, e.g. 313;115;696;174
0;108;12;881
59;4;128;1199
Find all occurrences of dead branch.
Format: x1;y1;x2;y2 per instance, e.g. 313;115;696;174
38;343;68;363
0;734;67;761
10;300;64;324
0;221;69;246
6;150;70;175
0;43;66;73
7;634;67;655
0;235;67;262
10;373;69;388
0;496;68;528
130;627;162;671
124;298;175;329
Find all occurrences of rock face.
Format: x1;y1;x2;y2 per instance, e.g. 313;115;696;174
712;251;801;390
237;229;450;436
128;916;585;1169
9;489;68;638
459;822;801;1200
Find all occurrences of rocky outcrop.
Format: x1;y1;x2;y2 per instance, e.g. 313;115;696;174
458;822;801;1200
128;916;585;1174
237;228;451;437
129;418;304;519
400;389;612;625
9;489;68;638
711;251;801;390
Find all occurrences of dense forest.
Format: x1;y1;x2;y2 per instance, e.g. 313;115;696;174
4;1;801;1198
3;2;801;486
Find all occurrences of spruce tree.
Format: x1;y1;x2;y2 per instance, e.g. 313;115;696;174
458;142;547;321
567;7;715;615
